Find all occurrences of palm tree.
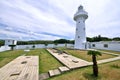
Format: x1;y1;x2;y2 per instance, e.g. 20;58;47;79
87;50;102;77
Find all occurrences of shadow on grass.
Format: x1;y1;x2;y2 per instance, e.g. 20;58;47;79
83;73;101;80
110;64;120;69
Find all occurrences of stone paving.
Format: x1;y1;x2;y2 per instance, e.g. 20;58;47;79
59;66;70;73
47;49;90;69
39;66;70;80
49;69;61;77
0;56;39;80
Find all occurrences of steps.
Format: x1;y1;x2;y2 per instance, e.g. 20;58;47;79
39;73;49;80
49;69;61;77
48;66;70;77
59;66;69;73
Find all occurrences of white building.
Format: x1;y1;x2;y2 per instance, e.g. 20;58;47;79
5;39;17;45
0;39;17;52
90;41;120;52
74;5;88;49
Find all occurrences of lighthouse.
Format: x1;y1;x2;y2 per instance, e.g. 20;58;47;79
74;5;88;49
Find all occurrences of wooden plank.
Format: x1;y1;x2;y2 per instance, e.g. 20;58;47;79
47;49;90;69
0;56;25;80
0;56;39;80
49;69;61;77
59;66;69;72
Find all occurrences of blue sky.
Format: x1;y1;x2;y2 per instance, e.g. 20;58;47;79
0;0;120;41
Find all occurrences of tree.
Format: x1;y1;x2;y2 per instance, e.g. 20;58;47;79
44;43;48;48
98;35;102;41
53;39;69;44
70;40;74;44
113;37;120;41
32;45;35;49
54;43;58;48
9;45;16;50
0;40;4;46
87;37;93;42
87;50;102;77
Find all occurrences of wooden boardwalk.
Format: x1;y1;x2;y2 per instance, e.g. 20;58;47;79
47;49;90;69
0;56;39;80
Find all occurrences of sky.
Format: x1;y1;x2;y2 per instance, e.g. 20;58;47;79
0;0;120;41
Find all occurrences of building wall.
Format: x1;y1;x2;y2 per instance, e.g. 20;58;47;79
90;41;120;51
0;46;11;52
0;44;73;52
74;18;86;49
5;39;17;45
15;44;74;50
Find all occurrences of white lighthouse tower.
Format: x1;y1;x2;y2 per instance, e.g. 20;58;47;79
74;5;88;49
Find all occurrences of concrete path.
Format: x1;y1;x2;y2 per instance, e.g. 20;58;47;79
97;56;120;64
47;49;120;68
59;66;70;73
49;69;61;77
47;49;90;69
0;56;39;80
98;50;120;56
48;66;70;77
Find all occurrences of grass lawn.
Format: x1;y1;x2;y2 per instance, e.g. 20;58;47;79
0;49;62;74
97;49;120;54
58;47;116;62
0;50;25;68
25;49;63;73
48;60;120;80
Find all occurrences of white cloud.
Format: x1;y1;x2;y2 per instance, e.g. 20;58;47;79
0;0;120;41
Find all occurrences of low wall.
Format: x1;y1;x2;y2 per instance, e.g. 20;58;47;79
15;44;74;50
90;42;120;52
0;44;73;52
0;46;11;52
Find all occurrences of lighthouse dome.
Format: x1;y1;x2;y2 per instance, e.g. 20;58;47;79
74;5;88;21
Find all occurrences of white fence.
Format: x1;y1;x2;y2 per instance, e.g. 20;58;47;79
90;41;120;52
0;44;74;52
15;44;74;50
1;42;120;52
0;46;11;52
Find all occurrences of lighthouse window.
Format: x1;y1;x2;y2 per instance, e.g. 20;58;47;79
76;28;78;31
83;28;85;30
78;36;80;38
